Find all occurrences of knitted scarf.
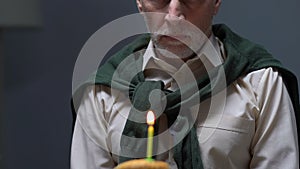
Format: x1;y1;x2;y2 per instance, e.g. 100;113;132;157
72;24;300;168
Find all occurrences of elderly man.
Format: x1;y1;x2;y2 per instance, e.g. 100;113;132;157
71;0;299;168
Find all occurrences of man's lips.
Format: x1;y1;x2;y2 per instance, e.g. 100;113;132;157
158;35;190;45
160;34;188;40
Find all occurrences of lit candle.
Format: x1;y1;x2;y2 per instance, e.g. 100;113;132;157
146;110;155;161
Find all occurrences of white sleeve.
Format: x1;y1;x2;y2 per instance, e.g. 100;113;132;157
250;68;299;169
70;86;116;169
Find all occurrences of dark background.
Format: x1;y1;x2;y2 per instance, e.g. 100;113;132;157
1;1;299;169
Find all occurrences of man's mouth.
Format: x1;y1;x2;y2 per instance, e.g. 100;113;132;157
158;35;190;46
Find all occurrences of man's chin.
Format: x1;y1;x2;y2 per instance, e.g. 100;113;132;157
154;45;195;61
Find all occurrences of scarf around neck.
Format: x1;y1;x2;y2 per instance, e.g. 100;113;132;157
72;24;300;168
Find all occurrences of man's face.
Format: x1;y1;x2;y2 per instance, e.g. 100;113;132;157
137;0;221;60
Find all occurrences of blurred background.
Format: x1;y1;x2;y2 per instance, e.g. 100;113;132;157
1;0;299;169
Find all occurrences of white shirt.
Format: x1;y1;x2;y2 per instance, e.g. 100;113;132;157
70;35;299;169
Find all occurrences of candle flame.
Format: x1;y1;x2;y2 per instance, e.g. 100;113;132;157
146;111;155;125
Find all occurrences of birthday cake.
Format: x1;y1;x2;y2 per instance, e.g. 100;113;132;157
114;159;170;169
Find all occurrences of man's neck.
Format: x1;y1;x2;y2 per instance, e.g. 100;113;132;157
152;34;214;69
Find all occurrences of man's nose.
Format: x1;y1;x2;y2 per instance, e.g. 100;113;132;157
166;0;185;20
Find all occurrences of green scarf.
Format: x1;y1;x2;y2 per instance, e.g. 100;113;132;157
72;24;300;168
